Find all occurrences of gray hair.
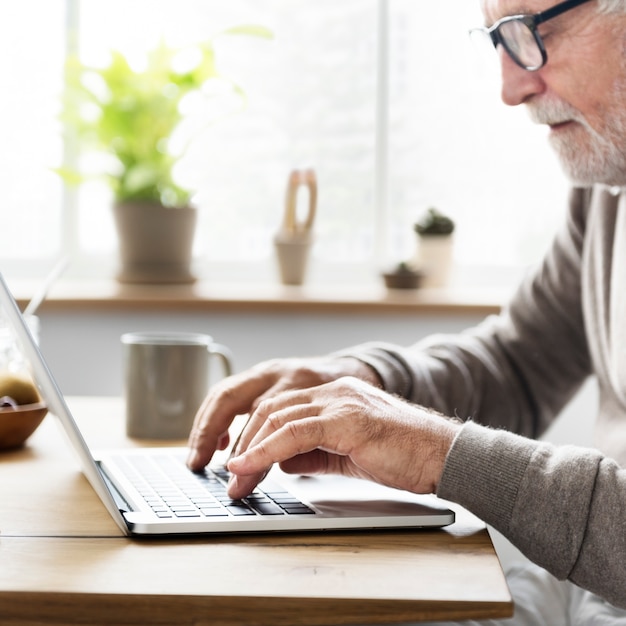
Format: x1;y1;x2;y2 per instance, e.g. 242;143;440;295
597;0;626;13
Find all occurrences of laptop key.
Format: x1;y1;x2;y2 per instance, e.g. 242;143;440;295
250;501;285;516
199;508;229;517
225;503;256;516
279;503;316;515
174;510;202;518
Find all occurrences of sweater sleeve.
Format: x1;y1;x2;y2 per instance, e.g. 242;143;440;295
438;421;626;609
336;187;593;440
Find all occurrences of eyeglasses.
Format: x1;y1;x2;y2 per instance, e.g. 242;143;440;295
469;0;594;71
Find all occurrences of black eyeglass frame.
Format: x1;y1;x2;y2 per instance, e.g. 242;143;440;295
474;0;594;71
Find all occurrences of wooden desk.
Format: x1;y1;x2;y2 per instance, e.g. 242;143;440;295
0;397;512;625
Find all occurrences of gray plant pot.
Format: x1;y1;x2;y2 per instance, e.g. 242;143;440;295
113;201;197;284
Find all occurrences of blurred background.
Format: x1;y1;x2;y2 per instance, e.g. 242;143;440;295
1;0;568;287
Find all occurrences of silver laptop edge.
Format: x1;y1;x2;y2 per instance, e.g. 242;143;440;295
0;273;131;534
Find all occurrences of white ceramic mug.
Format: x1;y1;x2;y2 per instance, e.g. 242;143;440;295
121;331;233;440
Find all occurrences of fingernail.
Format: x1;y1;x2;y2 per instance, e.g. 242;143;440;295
227;453;242;471
227;473;240;495
186;449;199;468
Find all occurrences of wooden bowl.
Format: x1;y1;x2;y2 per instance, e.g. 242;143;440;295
0;402;48;451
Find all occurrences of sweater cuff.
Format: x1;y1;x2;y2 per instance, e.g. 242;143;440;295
437;421;534;531
438;421;603;579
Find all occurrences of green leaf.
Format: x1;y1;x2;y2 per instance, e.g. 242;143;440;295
50;167;87;187
222;25;274;39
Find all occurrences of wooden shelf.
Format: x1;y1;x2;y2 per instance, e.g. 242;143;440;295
9;279;507;316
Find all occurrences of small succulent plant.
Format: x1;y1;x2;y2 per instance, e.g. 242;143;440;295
414;207;455;236
390;261;417;274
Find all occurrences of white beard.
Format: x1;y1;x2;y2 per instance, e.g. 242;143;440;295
526;83;626;187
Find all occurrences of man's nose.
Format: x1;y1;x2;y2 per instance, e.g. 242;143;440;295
498;47;546;106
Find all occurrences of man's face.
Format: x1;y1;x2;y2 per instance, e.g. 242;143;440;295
481;0;626;186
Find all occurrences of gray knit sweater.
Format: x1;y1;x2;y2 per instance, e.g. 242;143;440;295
342;186;626;608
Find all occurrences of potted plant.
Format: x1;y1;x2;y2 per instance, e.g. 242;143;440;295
58;26;272;284
412;207;455;288
381;261;424;290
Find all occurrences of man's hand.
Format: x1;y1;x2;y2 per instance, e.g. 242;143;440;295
225;376;461;500
186;356;381;472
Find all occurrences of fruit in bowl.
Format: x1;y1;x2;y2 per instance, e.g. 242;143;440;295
0;372;47;450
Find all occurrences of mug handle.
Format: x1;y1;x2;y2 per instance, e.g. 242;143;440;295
207;342;233;379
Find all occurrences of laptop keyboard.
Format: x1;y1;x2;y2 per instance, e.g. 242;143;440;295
112;453;315;519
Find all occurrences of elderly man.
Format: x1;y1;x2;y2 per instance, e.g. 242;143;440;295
187;0;626;622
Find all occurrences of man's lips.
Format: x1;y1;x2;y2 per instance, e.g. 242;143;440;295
545;119;577;133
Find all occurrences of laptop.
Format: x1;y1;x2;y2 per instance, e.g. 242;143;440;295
0;273;455;536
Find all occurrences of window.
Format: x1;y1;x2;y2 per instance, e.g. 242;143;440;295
1;0;568;286
1;2;65;271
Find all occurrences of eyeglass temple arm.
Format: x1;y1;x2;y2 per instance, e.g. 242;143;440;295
534;0;593;25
